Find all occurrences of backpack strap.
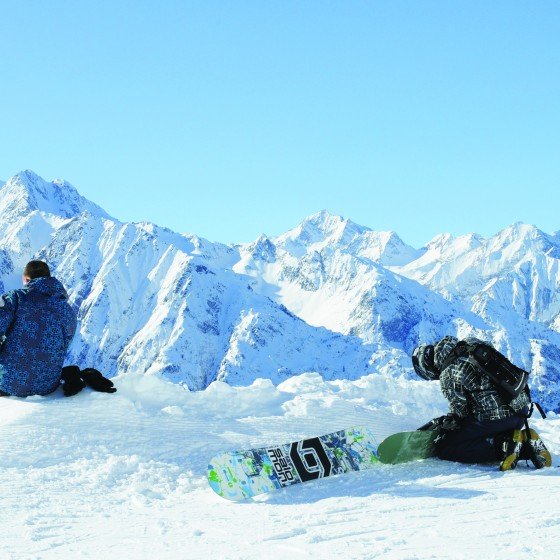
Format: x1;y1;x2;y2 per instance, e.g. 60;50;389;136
525;400;547;420
439;340;470;372
436;338;547;419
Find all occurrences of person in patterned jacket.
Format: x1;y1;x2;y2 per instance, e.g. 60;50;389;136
0;260;77;397
413;335;551;470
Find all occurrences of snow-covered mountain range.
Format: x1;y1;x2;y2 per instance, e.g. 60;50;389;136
1;170;559;410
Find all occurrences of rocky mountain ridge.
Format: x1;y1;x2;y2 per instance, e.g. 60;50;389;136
1;170;558;410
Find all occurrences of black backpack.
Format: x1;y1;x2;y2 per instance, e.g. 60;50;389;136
440;340;530;404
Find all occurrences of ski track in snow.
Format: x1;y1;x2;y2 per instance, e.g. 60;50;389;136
1;373;559;560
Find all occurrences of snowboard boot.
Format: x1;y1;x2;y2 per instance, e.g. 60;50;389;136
498;429;525;471
521;428;552;469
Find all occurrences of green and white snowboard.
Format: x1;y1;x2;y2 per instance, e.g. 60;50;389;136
208;426;380;501
377;430;438;464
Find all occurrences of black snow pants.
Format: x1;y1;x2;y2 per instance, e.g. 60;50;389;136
436;414;525;464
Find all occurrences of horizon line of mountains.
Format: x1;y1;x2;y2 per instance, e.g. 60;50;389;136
1;169;558;411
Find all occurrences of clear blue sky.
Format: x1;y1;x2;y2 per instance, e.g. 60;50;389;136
1;1;559;247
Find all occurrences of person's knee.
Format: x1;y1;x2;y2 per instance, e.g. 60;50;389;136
435;443;455;461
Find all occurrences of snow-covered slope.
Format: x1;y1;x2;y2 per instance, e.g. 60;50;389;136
390;223;560;410
1;171;560;559
0;171;559;410
36;207;373;390
0;375;558;559
235;211;560;410
0;172;375;390
0;170;111;288
394;223;560;326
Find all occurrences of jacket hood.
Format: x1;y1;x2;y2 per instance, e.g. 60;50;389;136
433;335;459;371
412;343;440;381
24;276;69;299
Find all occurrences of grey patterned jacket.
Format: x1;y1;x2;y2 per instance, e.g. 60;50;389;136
434;336;531;421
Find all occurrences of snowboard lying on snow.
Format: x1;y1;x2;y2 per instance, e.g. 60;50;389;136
208;426;379;501
208;427;437;501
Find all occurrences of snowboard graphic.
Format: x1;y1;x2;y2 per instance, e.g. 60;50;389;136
208;426;379;501
377;430;438;464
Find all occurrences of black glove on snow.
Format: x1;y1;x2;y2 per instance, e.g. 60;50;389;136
61;365;86;397
417;414;462;432
81;368;117;393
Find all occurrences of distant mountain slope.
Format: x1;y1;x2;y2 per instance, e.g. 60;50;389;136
0;170;558;410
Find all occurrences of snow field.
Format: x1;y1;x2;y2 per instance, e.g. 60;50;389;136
1;372;558;559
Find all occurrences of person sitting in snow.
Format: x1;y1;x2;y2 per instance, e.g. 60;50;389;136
412;335;551;470
0;260;77;397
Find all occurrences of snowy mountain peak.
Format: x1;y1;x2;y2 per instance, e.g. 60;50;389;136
419;232;485;262
424;232;454;251
493;222;549;246
302;209;354;229
1;170;559;411
0;170;111;220
354;230;421;266
275;211;373;257
285;211;369;241
485;222;560;262
246;234;277;263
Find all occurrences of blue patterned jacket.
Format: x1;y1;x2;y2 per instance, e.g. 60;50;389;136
0;277;77;397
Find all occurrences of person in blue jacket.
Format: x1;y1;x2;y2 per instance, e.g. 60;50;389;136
0;260;77;397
